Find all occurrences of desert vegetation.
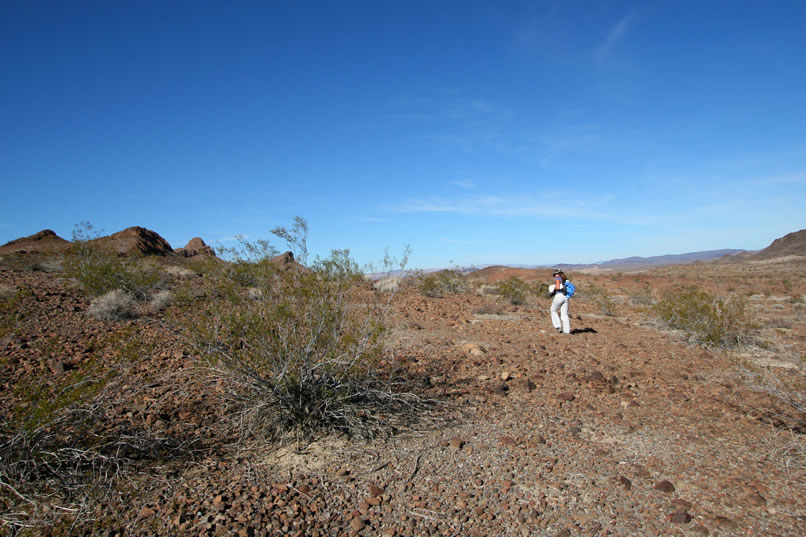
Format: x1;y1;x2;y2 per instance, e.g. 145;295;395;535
0;224;804;535
174;218;428;444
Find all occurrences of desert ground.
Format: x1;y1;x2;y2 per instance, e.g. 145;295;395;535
0;233;804;537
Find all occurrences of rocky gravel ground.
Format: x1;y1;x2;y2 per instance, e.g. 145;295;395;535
1;261;805;536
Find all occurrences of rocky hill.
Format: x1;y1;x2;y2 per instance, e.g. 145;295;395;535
0;227;216;259
751;229;806;260
91;226;175;256
0;229;70;254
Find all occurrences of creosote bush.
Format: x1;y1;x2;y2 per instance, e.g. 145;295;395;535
63;221;162;300
177;218;424;443
495;277;530;305
587;284;616;316
630;284;655;306
417;269;468;298
653;286;749;347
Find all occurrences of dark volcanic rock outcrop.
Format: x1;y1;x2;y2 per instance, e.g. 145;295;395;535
175;237;216;258
270;251;310;272
752;229;806;259
92;227;175;256
0;229;71;254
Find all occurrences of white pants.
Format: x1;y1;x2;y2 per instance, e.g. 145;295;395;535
550;293;570;334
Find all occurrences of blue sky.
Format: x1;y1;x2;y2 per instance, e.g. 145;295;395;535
1;1;804;269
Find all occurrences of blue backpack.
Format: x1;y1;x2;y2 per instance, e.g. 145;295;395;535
564;281;576;298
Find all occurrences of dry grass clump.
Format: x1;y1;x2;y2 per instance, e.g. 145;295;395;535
88;289;137;321
0;284;16;300
0;342;188;533
473;301;506;315
475;283;498;296
165;264;197;279
148;289;173;312
373;276;400;293
739;355;806;472
31;256;64;273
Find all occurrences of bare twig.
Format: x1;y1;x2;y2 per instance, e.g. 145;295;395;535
408;453;422;482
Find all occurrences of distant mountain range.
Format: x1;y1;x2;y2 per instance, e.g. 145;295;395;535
3;228;805;275
553;249;748;272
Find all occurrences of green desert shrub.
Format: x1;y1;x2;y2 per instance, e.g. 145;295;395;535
417;273;444;297
587;284;616;316
417;269;468;298
63;222;162;299
177;218;423;443
630;284;655;306
496;277;530;305
653;287;749;347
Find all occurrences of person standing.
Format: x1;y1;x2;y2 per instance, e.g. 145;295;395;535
549;270;572;334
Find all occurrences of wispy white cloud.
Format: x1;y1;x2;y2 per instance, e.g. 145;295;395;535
214;235;244;243
594;12;635;61
439;238;501;246
538;123;605;165
450;179;476;189
386;193;638;222
347;216;393;224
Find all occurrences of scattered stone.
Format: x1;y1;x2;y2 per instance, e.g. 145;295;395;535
137;507;155;519
747;492;767;506
450;437;465;450
557;392;575;402
462;343;487;356
671;498;692;512
654;480;675;493
668;512;692;524
369;484;385;497
714;516;738;530
587;371;605;382
350;516;367;531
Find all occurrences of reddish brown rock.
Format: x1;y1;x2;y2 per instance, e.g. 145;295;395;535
349;516;366;531
654;480;675;493
93;226;174;256
450;437;465;450
668;512;691;524
0;229;70;254
175;237;216;258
